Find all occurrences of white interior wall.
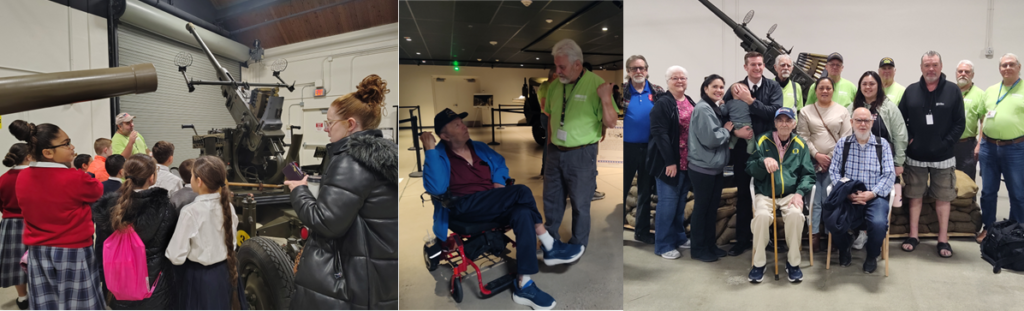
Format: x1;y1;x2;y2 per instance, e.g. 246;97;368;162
242;23;398;167
626;0;1024;95
399;65;623;130
0;0;109;175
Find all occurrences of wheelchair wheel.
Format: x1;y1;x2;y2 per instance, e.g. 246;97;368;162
450;277;464;303
424;247;438;271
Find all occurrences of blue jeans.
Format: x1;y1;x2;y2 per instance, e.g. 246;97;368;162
654;174;691;255
811;172;831;234
830;197;890;259
979;139;1024;230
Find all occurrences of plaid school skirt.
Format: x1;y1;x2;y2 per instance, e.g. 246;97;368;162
0;218;27;288
27;245;106;310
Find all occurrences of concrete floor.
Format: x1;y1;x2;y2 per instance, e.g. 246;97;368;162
398;126;623;310
624;174;1024;311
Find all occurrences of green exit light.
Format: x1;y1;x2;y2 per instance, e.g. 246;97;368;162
453;60;460;71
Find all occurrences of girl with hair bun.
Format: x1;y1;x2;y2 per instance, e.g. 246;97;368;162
9;120;105;309
165;156;242;310
283;74;398;309
92;154;178;309
0;143;32;309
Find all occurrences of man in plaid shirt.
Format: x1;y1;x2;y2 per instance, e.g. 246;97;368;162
829;107;896;273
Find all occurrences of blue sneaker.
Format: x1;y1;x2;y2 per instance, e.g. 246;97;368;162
786;262;803;283
542;241;584;266
748;265;765;283
512;279;556;310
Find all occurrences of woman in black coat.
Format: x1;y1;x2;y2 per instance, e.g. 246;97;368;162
646;66;698;259
284;75;398;309
93;154;178;310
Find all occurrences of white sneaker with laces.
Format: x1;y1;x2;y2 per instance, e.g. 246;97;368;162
661;249;681;259
852;231;868;250
678;240;691;249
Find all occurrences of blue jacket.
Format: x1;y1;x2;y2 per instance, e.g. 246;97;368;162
424;140;510;241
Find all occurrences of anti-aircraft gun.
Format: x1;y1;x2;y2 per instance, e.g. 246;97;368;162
176;23;306;310
0;64;157;115
699;0;829;101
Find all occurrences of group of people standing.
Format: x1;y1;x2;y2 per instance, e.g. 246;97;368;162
0;74;398;309
624;50;1024;280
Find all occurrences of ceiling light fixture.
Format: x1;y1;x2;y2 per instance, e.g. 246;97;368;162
546;19;553;23
477;58;482;61
520;64;524;66
489;41;498;46
521;0;532;7
495;59;500;61
416;52;421;55
602;27;608;31
536;57;540;60
422;60;426;63
404;37;411;41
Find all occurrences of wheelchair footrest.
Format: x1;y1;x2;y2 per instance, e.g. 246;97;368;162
481;273;517;298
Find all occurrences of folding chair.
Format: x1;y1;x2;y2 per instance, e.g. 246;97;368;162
824;184;893;276
749;179;815;267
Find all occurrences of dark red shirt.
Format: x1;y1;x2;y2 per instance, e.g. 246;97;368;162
0;168;25;218
446;144;494;196
17;165;103;248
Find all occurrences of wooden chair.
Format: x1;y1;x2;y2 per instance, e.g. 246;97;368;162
750;179;815;267
824;184;893;276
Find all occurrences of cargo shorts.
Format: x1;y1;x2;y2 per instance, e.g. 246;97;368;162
904;165;957;202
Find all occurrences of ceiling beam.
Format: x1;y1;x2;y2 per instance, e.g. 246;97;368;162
227;0;358;35
216;0;288;21
519;0;602;52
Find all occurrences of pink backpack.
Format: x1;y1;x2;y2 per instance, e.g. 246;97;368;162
103;226;161;301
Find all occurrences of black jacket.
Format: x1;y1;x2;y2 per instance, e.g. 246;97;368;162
822;179;868;235
722;77;784;136
92;188;179;310
102;179;121;196
898;73;966;162
647;92;696;184
290;129;398;310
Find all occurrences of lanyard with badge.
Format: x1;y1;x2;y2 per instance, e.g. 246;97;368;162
557;70;585;141
987;78;1020;119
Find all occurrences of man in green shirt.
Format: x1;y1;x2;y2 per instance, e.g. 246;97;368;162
879;57;906;104
806;53;857;107
537;69;556;176
954;59;984;180
774;54;803;113
977;53;1024;242
543;39;619;247
110;112;148;158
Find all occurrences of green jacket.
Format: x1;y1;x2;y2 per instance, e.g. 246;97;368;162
746;132;816;198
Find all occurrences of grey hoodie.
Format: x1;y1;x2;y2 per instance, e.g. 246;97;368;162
687;99;732;174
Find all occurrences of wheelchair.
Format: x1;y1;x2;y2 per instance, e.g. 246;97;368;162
422;179;518;303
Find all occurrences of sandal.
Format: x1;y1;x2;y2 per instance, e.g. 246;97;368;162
901;237;920;252
937;242;954;258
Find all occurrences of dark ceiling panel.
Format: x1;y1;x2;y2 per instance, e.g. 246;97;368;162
217;0;397;49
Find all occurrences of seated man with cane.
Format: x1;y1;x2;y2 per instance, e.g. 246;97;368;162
826;107;896;273
745;107;815;283
421;108;584;310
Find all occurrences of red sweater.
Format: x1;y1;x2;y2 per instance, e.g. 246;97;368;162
0;168;25;218
16;164;103;248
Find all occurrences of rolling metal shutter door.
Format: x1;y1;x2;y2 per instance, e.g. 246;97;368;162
118;24;240;167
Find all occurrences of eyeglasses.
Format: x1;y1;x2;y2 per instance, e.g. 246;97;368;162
853;119;873;124
669;77;688;82
777;63;793;68
48;140;72;150
324;118;341;131
628;66;647;72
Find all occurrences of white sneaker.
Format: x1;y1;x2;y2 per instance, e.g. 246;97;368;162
852;231;867;250
678;240;691;249
661;249;681;259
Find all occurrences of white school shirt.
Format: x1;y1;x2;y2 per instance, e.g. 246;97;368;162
152;164;183;195
165;192;238;266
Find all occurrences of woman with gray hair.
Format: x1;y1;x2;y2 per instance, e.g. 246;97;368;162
646;66;697;259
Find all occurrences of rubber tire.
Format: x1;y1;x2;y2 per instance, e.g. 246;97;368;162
532;125;546;147
238;237;295;310
450;277;463;303
424;247;438;272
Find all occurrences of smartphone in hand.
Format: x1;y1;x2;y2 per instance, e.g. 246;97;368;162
283;162;306;181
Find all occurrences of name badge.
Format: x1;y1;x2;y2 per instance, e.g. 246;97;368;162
926;113;934;125
936;102;945;106
986;110;997;119
557;129;568;141
574;94;587;100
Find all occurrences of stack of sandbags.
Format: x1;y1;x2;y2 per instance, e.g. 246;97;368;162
889;170;981;235
681;187;739;245
625;176;658;230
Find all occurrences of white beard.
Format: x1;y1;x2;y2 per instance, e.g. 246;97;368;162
855;131;871;142
558;76;571;84
957;78;971;87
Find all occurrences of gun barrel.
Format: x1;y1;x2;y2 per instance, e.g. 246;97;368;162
186;23;232;82
0;64;158;115
698;0;741;29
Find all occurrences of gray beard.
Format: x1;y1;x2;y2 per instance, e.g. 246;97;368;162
855;131;871;142
957;78;971;87
559;76;571;84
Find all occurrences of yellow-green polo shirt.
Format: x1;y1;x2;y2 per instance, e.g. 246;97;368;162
544;70;619;147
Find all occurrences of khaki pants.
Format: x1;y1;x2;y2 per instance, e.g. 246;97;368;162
752;193;804;267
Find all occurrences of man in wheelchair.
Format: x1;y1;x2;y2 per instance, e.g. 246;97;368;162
826;107;896;273
745;107;815;283
421;108;585;310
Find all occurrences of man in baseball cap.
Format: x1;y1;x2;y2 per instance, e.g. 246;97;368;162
807;52;858;107
745;106;814;283
420;108;585;309
878;57;906;104
111;112;148;158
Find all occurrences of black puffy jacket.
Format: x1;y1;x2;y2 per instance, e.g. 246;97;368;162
290;129;398;310
92;188;179;310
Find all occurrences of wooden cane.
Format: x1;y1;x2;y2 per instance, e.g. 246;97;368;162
771;171;779;281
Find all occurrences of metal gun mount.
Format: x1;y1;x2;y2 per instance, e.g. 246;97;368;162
176;22;302;184
699;0;825;100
